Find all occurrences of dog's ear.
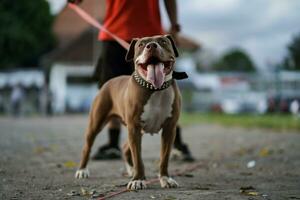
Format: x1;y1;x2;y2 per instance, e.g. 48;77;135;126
165;35;179;57
125;39;138;62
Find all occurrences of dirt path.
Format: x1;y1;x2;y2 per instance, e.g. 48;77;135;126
0;115;299;200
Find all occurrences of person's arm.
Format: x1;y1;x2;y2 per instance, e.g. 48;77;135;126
163;0;181;37
68;0;83;4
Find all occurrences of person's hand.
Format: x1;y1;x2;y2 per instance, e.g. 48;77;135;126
169;23;181;44
68;0;83;4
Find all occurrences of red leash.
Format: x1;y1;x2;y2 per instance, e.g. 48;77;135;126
68;3;130;50
98;162;204;200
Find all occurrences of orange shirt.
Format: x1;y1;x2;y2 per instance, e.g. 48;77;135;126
99;0;164;41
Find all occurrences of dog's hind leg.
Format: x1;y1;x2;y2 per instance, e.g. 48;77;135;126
122;141;134;177
75;93;111;179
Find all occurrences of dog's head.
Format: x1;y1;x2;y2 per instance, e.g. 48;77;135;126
126;35;179;89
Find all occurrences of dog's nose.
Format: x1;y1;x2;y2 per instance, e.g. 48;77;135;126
146;42;158;49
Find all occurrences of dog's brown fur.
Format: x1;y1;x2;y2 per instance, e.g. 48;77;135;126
75;35;181;189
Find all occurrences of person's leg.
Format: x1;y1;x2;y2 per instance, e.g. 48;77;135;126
92;117;122;160
107;117;121;147
92;41;133;160
173;126;184;148
172;125;195;162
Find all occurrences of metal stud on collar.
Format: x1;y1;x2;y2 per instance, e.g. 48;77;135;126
133;71;173;91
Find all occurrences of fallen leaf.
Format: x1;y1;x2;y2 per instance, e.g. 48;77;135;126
259;147;271;157
247;191;259;196
81;187;88;196
240;186;259;196
63;161;77;168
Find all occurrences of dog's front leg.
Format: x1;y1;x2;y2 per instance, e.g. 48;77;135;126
159;123;178;188
126;125;146;190
75;94;109;179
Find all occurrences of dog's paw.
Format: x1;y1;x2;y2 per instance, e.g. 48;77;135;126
125;163;134;177
127;180;147;190
159;176;178;188
75;168;89;179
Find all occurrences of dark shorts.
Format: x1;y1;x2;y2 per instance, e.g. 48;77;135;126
93;41;134;88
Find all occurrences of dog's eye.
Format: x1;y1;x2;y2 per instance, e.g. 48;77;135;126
138;43;144;47
160;40;167;45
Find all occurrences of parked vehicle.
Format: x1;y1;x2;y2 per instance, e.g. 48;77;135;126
267;95;300;113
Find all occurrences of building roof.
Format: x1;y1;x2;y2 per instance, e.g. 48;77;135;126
46;28;99;65
53;0;105;47
177;35;201;52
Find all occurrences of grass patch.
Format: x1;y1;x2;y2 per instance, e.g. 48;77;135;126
179;113;300;132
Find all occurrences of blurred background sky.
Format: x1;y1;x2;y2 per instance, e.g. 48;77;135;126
47;0;300;71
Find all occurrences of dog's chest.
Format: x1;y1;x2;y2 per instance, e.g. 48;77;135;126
140;87;175;134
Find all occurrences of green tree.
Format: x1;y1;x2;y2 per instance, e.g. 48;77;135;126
0;0;54;69
283;33;300;70
214;48;256;72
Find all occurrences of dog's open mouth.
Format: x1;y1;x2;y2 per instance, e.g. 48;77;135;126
137;56;174;89
138;57;173;72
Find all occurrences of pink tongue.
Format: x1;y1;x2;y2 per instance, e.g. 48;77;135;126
146;63;165;89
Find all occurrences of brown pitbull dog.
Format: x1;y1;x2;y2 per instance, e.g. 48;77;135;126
75;35;183;190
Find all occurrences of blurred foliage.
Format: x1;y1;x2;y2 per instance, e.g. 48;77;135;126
214;48;256;72
0;0;55;69
283;33;300;71
179;113;300;132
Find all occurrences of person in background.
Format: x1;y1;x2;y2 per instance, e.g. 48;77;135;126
10;84;25;117
69;0;194;161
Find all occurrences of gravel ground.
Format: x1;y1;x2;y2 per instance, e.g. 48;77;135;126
0;115;299;200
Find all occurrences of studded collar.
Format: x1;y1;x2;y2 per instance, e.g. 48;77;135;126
132;71;173;91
